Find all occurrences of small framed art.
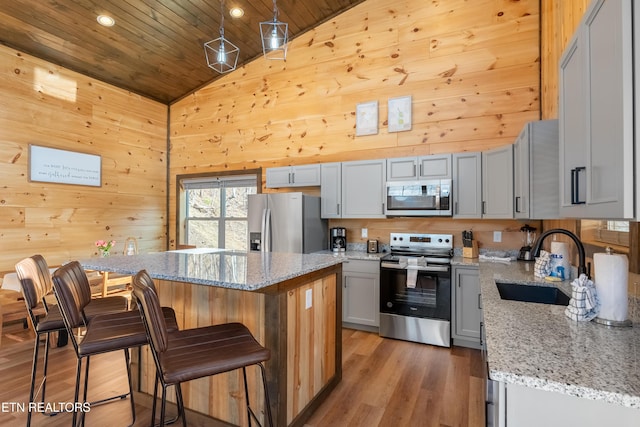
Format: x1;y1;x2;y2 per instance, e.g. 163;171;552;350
388;95;412;132
355;100;378;136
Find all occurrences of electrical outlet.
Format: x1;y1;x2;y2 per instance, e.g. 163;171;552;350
305;289;312;309
362;228;368;238
493;231;502;242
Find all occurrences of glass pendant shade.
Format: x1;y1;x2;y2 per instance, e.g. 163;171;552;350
260;17;288;60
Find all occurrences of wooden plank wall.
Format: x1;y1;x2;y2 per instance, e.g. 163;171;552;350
168;0;542;250
540;0;591;119
0;45;168;274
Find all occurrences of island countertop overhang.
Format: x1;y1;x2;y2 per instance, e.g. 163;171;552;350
79;249;344;292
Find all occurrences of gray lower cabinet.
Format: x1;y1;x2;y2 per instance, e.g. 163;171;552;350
452;265;481;348
501;383;639;427
342;259;380;331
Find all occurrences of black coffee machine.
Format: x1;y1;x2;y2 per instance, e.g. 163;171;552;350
518;224;537;261
330;227;346;252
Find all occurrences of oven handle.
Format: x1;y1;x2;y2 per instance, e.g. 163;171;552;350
381;263;449;273
407;265;450;273
380;262;408;269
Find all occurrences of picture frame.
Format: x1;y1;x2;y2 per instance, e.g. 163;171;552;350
355;100;378;136
388;95;412;132
29;145;102;187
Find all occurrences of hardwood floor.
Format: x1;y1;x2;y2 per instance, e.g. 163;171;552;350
0;322;484;427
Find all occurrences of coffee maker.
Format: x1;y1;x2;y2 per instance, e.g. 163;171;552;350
330;227;347;252
518;224;537;261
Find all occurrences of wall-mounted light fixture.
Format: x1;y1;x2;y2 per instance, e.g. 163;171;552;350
259;0;288;60
204;0;240;73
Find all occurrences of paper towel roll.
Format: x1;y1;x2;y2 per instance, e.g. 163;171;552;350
550;241;571;279
594;252;629;322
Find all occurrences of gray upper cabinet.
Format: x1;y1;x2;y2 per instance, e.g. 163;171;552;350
265;164;321;188
482;145;514;218
386;154;452;181
321;160;386;218
513;120;559;219
559;0;634;219
320;162;342;218
342;159;386;218
453;152;482;218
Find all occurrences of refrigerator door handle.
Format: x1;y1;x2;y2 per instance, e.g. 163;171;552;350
263;208;272;252
260;208;267;252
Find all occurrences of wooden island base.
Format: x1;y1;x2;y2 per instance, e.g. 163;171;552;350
133;264;342;427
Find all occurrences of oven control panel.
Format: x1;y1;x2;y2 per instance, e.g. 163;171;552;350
389;232;453;251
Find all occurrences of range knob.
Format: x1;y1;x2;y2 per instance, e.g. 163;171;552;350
438;238;443;243
445;239;450;243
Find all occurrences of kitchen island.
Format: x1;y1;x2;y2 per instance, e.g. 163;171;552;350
480;260;640;426
81;249;344;427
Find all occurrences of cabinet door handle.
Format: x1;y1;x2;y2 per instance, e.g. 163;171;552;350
455;201;458;215
571;167;586;205
515;196;521;213
337;203;340;215
478;294;482;310
482;201;486;215
413;164;417;177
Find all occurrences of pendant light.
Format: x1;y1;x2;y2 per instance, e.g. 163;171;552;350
204;0;240;73
260;0;289;60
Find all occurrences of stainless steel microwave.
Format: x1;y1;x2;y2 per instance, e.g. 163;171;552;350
384;179;452;216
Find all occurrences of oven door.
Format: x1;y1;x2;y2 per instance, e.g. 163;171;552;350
380;265;451;320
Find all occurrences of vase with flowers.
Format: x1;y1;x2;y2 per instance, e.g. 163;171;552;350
95;240;116;257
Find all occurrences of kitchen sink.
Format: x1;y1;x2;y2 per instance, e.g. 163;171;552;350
496;282;570;306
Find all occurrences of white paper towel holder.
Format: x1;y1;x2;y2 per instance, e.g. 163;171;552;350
593;247;632;328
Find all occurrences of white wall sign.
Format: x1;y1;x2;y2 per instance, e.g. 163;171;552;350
29;145;102;187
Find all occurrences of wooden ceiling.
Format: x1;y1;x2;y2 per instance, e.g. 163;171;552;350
0;0;365;104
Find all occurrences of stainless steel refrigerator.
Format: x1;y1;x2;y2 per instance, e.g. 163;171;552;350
248;193;328;253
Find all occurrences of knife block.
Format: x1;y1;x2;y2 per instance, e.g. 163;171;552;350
463;241;478;258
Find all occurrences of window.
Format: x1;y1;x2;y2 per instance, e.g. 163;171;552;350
581;220;629;248
181;174;257;250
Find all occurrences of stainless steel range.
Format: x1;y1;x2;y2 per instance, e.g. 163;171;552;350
379;232;453;347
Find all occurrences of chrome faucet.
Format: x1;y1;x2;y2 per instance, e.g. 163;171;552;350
530;228;590;278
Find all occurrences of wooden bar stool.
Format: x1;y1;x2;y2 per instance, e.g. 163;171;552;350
132;270;273;427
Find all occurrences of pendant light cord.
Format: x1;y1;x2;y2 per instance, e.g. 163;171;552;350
219;0;225;37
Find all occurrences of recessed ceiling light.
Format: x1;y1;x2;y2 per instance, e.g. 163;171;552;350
229;7;244;18
97;15;115;27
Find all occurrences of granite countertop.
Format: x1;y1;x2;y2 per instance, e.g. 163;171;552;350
480;260;640;409
314;250;387;261
80;249;343;291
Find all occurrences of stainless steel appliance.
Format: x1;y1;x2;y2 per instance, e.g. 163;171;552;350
330;227;346;252
248;193;327;253
384;179;452;216
379;232;453;347
367;239;379;253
